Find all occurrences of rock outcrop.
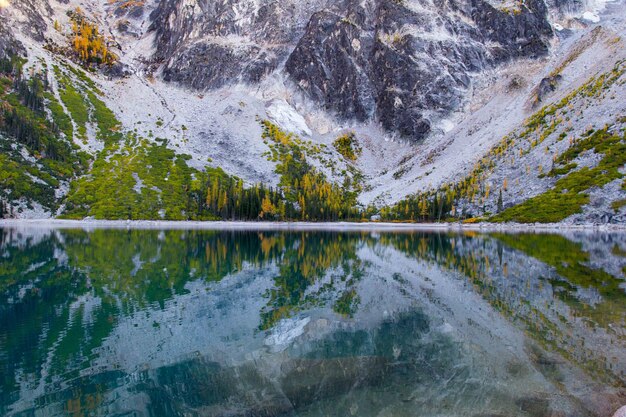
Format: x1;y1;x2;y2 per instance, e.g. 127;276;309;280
149;0;554;140
1;0;50;43
148;0;331;89
287;0;553;139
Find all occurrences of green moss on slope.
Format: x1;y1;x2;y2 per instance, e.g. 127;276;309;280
492;128;625;223
55;66;89;141
44;91;74;141
62;136;200;220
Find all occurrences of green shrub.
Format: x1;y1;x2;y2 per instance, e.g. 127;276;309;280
612;199;626;213
333;132;361;161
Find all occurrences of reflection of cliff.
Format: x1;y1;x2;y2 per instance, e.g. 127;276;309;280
1;228;624;416
383;231;626;390
6;311;534;417
493;233;626;328
0;228;369;413
260;232;366;330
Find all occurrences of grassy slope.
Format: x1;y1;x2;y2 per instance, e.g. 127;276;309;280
382;59;625;224
56;64;207;220
492;127;626;223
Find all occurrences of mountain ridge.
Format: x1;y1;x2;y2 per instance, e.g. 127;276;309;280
0;0;624;223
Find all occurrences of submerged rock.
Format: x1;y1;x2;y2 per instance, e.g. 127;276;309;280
515;396;551;417
280;356;389;408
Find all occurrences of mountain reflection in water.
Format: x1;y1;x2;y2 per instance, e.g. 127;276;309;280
0;227;624;416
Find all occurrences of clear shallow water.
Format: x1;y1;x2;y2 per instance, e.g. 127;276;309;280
0;227;624;417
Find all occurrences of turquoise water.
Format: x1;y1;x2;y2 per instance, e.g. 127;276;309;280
0;227;624;416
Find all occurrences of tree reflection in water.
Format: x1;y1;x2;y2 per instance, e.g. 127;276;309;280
0;227;624;416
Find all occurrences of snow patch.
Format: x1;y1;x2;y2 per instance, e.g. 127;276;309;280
582;11;601;22
577;0;617;22
265;99;312;136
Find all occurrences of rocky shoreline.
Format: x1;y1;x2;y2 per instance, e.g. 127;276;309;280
1;218;625;232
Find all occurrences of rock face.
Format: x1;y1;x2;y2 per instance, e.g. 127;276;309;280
546;0;586;19
287;0;553;139
0;27;21;57
149;0;554;140
536;74;563;103
0;0;48;55
5;0;51;41
149;0;332;89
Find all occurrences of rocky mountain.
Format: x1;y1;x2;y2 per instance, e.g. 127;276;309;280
150;0;555;139
0;0;624;223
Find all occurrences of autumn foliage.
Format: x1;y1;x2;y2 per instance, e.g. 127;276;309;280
68;9;117;66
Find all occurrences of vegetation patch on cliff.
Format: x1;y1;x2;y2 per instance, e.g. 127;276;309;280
262;121;363;221
333;132;361;162
67;8;118;68
0;55;88;217
491;128;625;223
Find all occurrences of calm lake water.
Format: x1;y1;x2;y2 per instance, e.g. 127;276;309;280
0;226;624;417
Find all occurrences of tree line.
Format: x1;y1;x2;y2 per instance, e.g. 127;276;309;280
188;170;287;221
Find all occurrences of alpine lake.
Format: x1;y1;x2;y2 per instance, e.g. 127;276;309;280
0;225;624;416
